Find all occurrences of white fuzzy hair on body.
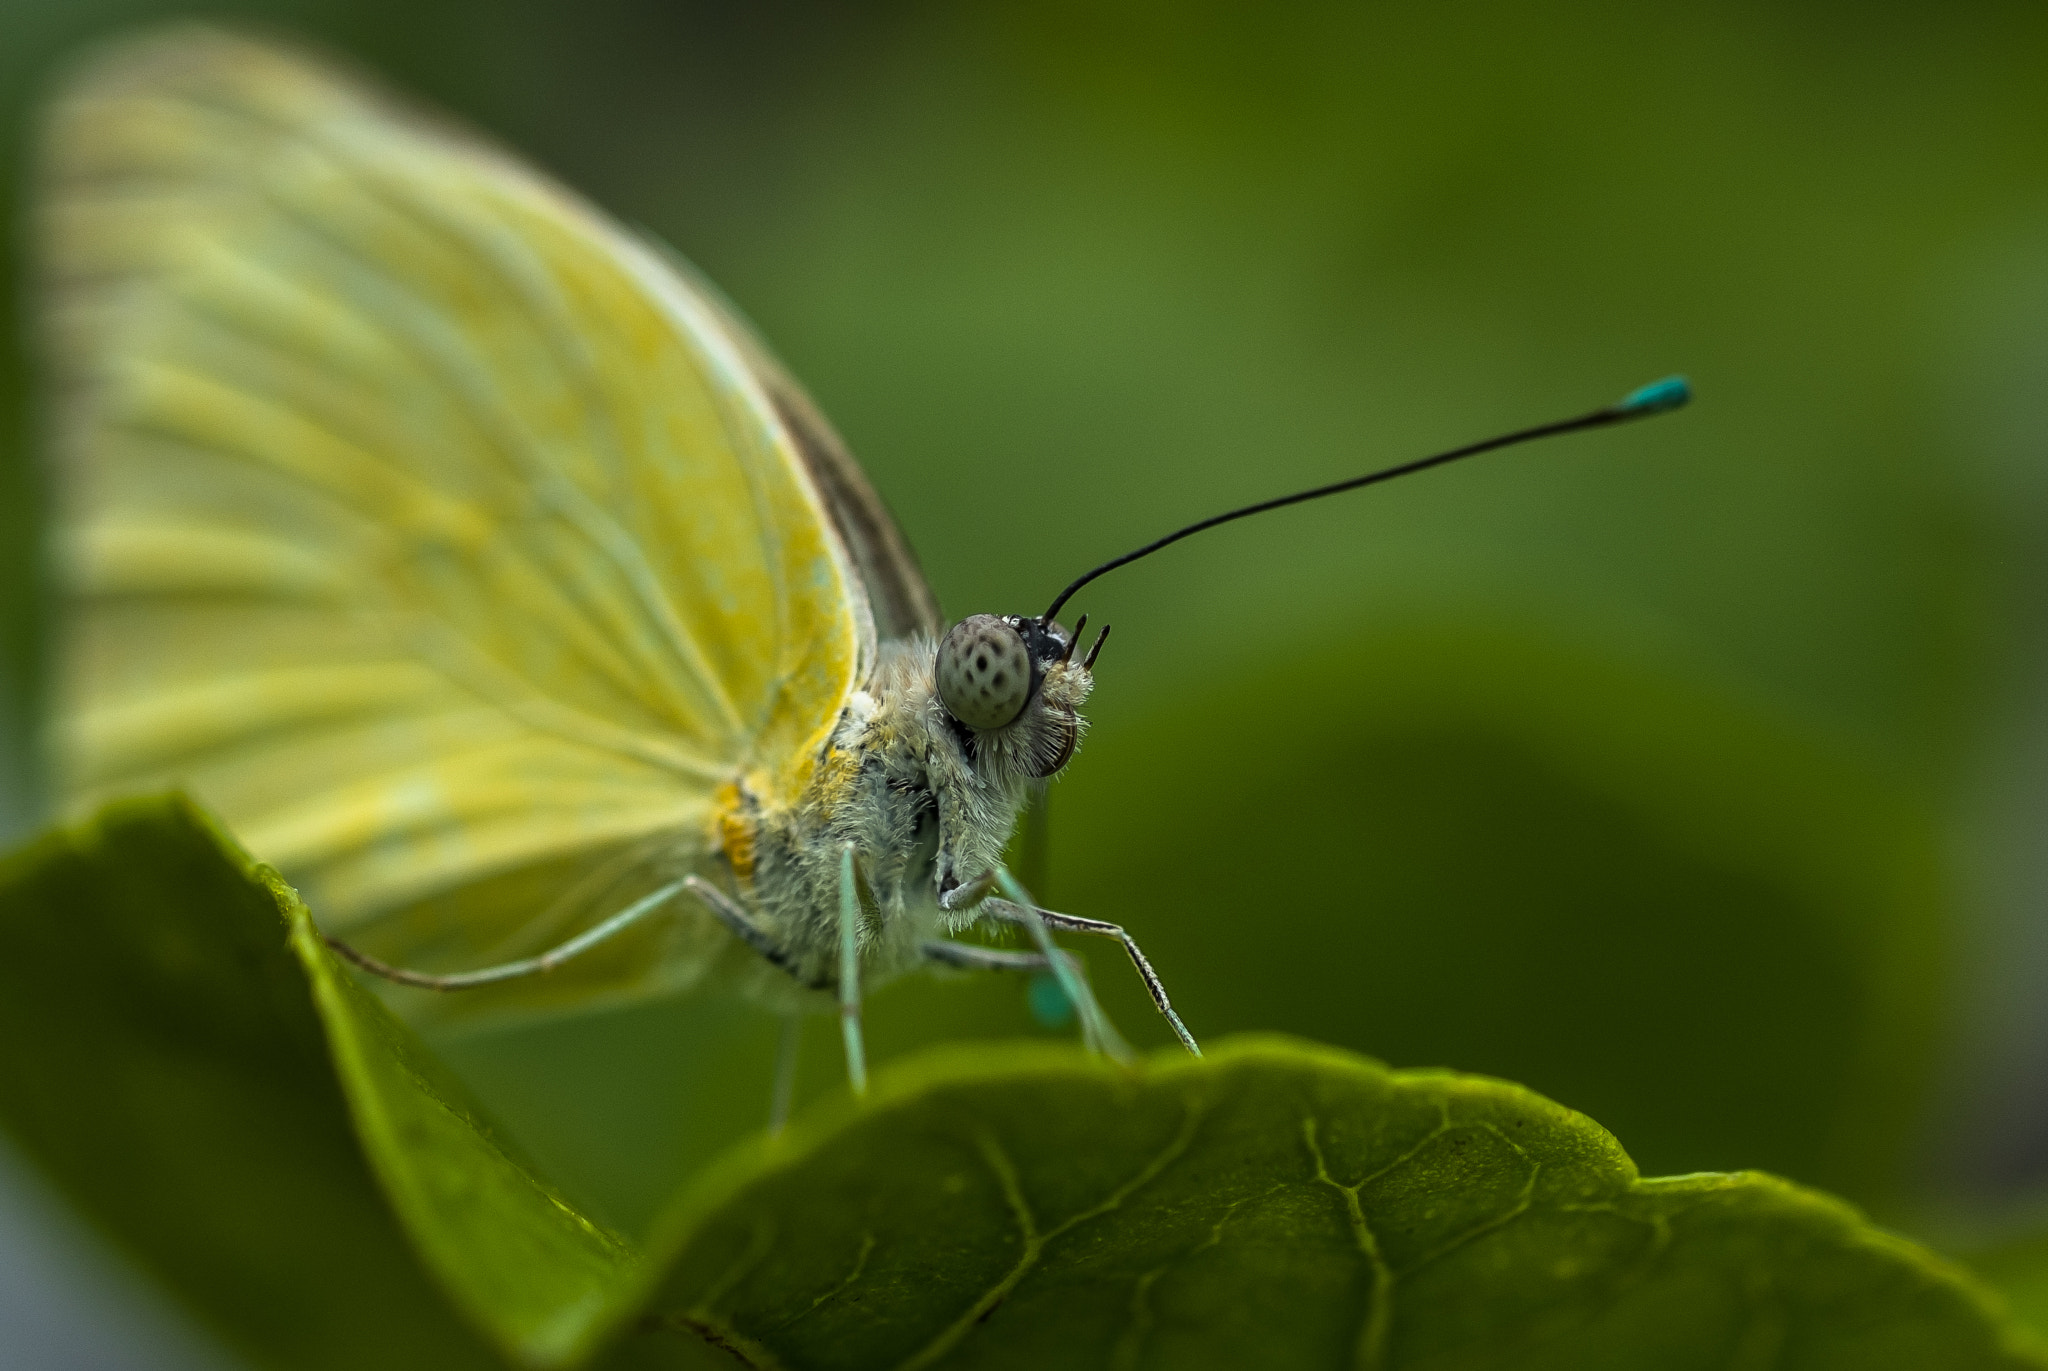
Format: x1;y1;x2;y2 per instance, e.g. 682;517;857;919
720;634;1092;995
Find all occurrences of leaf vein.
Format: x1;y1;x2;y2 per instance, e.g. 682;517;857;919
1303;1116;1396;1371
895;1102;1202;1371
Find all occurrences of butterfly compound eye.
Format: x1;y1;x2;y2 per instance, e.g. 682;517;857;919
936;615;1033;731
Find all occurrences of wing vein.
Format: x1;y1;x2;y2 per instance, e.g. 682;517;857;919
270;145;750;736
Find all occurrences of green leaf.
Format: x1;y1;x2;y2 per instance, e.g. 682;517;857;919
0;794;508;1369
606;1039;2043;1369
2;796;2037;1371
284;855;639;1362
0;794;652;1367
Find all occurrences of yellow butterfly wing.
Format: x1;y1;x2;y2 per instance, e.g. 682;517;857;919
43;27;889;1007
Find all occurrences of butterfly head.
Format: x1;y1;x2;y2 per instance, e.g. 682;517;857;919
934;613;1105;778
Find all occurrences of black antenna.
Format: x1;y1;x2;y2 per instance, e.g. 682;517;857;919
1041;375;1691;626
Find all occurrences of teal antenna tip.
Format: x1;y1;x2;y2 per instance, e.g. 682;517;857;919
1615;375;1691;417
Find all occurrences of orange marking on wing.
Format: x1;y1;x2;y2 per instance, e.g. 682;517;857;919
712;780;757;885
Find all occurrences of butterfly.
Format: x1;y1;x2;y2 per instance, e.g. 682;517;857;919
42;26;1686;1098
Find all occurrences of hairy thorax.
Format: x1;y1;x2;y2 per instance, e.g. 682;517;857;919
708;634;1093;990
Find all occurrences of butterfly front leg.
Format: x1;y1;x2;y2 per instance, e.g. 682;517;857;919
937;864;1146;1057
978;890;1202;1058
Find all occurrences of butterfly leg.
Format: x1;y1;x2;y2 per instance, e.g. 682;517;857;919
920;941;1055;972
322;879;689;990
838;844;869;1096
982;893;1201;1057
679;876;810;982
981;867;1135;1062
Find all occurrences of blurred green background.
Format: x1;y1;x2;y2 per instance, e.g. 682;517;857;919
5;0;2048;1362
